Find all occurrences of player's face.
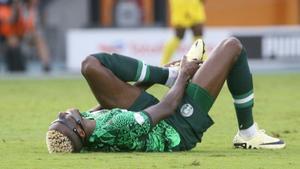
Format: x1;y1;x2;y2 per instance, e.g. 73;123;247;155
49;110;86;152
57;110;86;139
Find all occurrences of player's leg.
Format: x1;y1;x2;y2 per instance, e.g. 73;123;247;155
191;23;204;41
160;27;185;65
33;32;51;72
81;55;139;109
192;37;285;149
192;38;254;131
192;37;242;98
190;0;205;42
90;53;178;87
193;38;254;129
81;53;177;109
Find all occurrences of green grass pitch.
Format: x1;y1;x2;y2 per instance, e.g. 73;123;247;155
0;73;299;169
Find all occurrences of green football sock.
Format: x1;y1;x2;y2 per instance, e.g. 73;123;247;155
227;48;254;130
93;53;178;87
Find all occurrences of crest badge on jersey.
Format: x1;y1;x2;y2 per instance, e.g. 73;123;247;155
180;103;194;117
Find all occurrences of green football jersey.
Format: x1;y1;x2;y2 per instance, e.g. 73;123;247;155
81;108;180;152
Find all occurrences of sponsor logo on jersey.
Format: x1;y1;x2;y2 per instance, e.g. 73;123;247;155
180;103;194;117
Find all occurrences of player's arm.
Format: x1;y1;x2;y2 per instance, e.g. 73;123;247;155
144;56;200;125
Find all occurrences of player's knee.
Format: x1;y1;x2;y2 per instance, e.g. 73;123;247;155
224;37;243;53
223;37;243;61
81;55;102;77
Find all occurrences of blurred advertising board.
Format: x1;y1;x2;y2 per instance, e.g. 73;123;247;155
66;28;229;70
67;26;300;71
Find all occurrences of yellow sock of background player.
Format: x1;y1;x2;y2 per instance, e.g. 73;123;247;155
160;36;181;65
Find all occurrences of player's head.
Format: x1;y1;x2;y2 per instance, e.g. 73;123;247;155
46;110;86;153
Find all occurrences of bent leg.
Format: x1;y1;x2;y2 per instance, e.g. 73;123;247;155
92;53;174;85
192;37;242;98
81;56;141;109
81;53;178;109
192;37;254;130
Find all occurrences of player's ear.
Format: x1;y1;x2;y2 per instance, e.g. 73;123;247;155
78;128;86;138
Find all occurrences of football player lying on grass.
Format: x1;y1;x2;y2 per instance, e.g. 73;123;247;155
46;38;285;153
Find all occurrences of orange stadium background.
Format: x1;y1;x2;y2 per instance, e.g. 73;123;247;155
98;0;300;26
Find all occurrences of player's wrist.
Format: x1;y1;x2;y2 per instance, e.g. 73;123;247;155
177;71;190;83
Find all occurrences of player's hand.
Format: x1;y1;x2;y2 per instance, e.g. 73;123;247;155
163;60;181;67
66;108;80;114
179;55;200;80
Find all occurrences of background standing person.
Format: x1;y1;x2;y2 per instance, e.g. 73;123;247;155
0;0;51;72
161;0;206;65
21;0;51;72
0;0;27;71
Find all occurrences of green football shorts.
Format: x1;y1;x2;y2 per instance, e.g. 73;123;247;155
128;83;215;151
